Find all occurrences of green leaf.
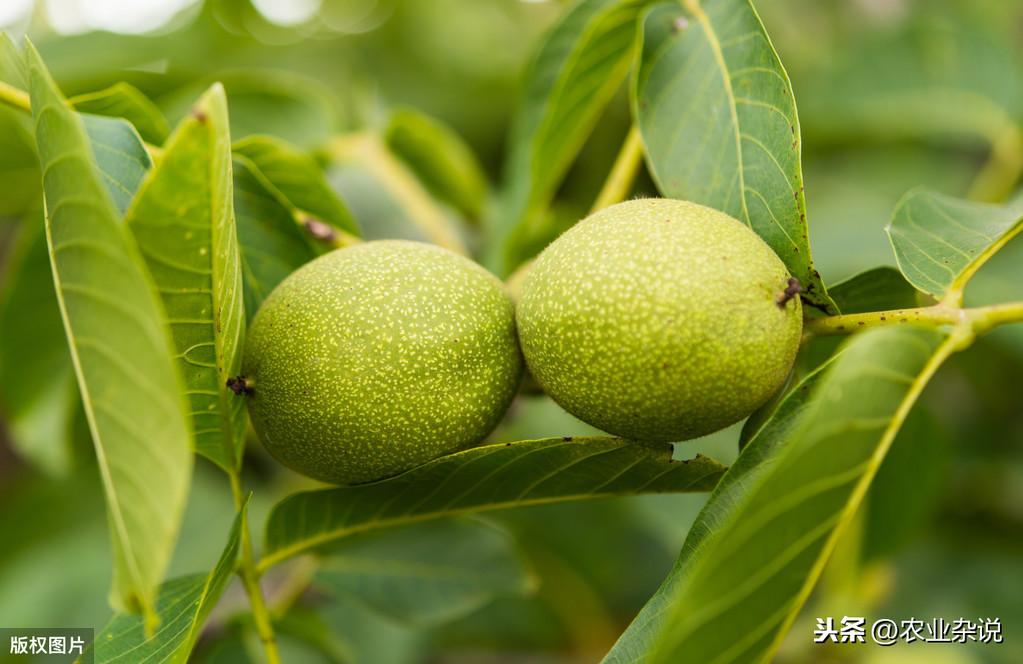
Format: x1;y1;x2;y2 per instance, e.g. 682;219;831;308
126;84;246;472
233;155;319;320
886;188;1023;303
92;499;246;664
0;32;27;88
26;41;192;621
383;107;489;223
81;113;153;217
326;133;469;254
489;0;647;274
605;326;958;664
319;518;535;628
796;8;1022;202
262;436;726;570
0;219;77;475
633;1;835;314
163;70;340;149
71;81;170;144
233;134;359;237
828;266;923;315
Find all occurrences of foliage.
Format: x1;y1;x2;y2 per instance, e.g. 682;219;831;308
0;1;1021;662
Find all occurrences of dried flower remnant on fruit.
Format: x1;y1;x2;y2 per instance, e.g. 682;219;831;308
776;277;803;308
226;376;253;396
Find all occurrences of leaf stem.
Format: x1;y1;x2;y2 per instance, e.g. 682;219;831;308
590;125;644;213
324;132;467;254
805;301;1023;337
228;472;281;664
0;79;163;160
967;118;1023;203
0;79;30;112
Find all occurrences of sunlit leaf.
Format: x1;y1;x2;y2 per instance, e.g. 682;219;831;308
126;84;246;472
91;500;246;664
384;107;489;223
886;188;1023;302
26;41;192;621
319;518;535;628
71;81;170;144
633;1;835;314
605;326;957;663
262;436;726;570
489;0;646;274
232;155;319;320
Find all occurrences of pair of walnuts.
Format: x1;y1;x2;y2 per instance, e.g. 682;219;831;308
242;199;803;484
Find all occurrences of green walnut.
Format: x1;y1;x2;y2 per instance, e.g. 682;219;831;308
243;240;523;484
516;198;802;442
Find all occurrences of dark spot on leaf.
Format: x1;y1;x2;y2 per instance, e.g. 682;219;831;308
191;108;207;123
562;436;573;442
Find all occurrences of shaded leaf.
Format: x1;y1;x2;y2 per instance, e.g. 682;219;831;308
262;436;726;570
384;107;489;222
71;82;170;144
92;500;246;664
233;155;319;321
319;518;535;628
81;113;152;217
828;266;923;315
489;0;646;274
886;188;1023;302
633;1;835;314
126;85;246;472
605;326;958;664
233;134;359;237
0;219;77;475
26;41;192;620
796;8;1023;202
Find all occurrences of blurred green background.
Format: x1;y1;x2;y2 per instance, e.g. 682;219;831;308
0;0;1021;662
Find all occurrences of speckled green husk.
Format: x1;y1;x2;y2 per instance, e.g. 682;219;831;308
517;198;802;442
244;240;523;484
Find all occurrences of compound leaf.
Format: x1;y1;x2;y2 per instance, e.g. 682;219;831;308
318;518;535;628
262;436;726;570
605;326;957;664
27;41;192;622
634;1;835;314
92;500;246;664
886;188;1023;302
126;84;246;472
